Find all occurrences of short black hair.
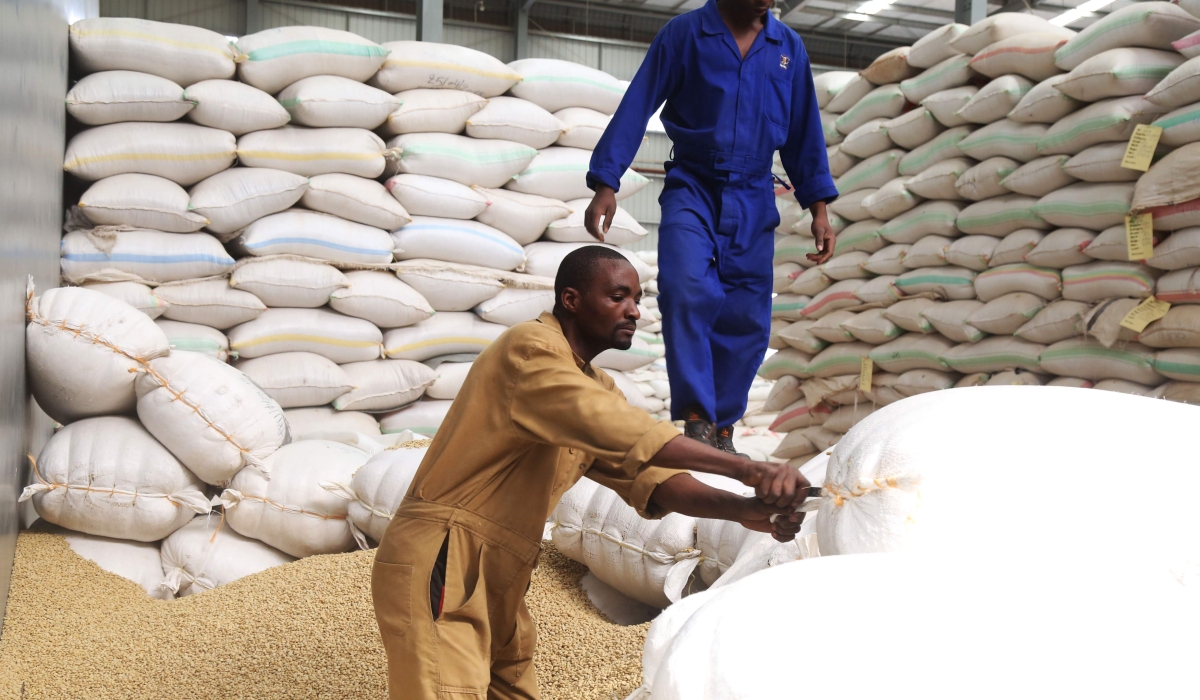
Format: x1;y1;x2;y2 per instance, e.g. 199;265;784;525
554;246;636;309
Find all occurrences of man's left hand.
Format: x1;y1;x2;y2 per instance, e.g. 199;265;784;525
736;498;805;543
807;200;836;264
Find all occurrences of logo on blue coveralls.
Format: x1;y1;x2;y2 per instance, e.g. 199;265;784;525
780;55;790;69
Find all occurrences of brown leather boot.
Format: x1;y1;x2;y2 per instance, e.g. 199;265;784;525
683;408;715;446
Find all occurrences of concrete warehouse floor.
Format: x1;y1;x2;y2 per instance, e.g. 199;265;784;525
0;534;647;700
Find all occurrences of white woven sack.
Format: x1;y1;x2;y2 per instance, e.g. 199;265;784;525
945;235;1000;271
547;198;647;245
951;14;1073;56
277;75;400;129
153;279;265;330
236;352;354;409
1153;102;1200;147
234;27;388;94
967;292;1046;334
222;440;371;557
821;251;871;280
821;110;842;146
958;120;1045;163
60;228;234;285
340;436;428;543
69;18;236;85
392;216;524;271
1058;49;1184;103
188;168;308;235
922;86;977;127
826;74;874;113
773;292;814;320
920;300;985;342
386;132;536;189
550;478;701;607
229;257;349;308
863;178;922;219
23;416;209;541
835;149;904;194
301;173;410;230
384;174;487;220
378;399;453;435
863;246;910;276
370;41;520;96
879;201;964;244
327;270;433;328
1139;305;1200;346
883;109;945;150
1062;261;1160;301
834;84;907;135
1014;299;1090;343
232;209;394;265
473;187;571;245
554;107;611;150
904;158;971;200
1008;75;1081;124
228;307;382;363
1033;182;1133;230
1025;228;1095;268
904;235;954;268
508;146;648;202
135;350;288;485
1082;224;1137;261
332;359;436;412
814;71;858;108
1054;2;1200;72
380;89;486;136
237;127;387;179
79;174;207;232
466;96;565;149
1157;267;1200;304
507;58;625;114
392;259;503;313
975;263;1062;301
524;241;653;282
1038;97;1167;156
1130;143;1200;230
898;127;974;175
1002;155;1076;196
83;281;167;319
943;336;1045;373
839;119;892;159
992;231;1046;266
900;56;974;106
1175;27;1200;59
828;189;874;222
66;70;191;125
26;286;169;423
959;75;1034;124
968;33;1069;82
869;333;955;372
426;361;473;400
834;219;887;255
1040;338;1161;382
64;122;235;185
475;287;555;326
160;515;294;597
55;529;172;600
1148;228;1200;270
383;311;505;361
285;407;379;439
593;335;659;372
895;267;977;300
155;319;230;361
956;157;1019;201
790;265;832;296
908;24;967;68
185;79;290;136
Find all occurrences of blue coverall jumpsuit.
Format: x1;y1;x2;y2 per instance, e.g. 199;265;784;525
587;0;838;428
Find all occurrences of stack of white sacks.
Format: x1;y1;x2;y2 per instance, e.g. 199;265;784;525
763;2;1200;471
34;17;694;599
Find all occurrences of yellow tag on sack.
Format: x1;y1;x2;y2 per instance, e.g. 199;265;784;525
1126;212;1154;261
859;357;873;393
1119;296;1171;332
1121;124;1162;172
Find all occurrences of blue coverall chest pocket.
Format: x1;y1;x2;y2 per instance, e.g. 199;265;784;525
762;72;792;147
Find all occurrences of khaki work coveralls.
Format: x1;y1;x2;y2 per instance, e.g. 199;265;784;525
372;313;684;700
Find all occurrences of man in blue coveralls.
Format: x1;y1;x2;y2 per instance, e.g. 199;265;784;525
584;0;839;454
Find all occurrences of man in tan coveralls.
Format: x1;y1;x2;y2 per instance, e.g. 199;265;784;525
372;246;811;699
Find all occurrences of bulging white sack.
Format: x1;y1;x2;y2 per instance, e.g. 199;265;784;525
60;228;234;285
184;79;290;136
968;33;1069;82
555;107;611;150
1053;1;1200;71
57;529;172;600
546;199;646;246
378;399;454;435
66;70;192;125
1009;74;1082;124
302;173;411;230
384;174;488;220
386;132;536;188
69;17;236;86
475;287;556;326
187;167;308;235
152;278;263;330
228;256;349;308
329;269;435;328
332;359;436;412
392;259;504;312
369;41;522;96
234;27;388;94
908;24;967;68
466;96;565;149
228;307;383;364
473;187;572;245
594;336;659;372
507;58;625;114
231;209;394;265
79;174;207;232
507;146;648;202
236;352;354;409
64;122;235;185
285;407;380;440
340;435;429;544
392;216;525;271
160;515;295;597
277;75;400;129
1057;48;1184;103
82;281;168;319
382;312;506;361
426;361;473;400
155;319;230;361
523;241;653;283
237;127;388;179
379;89;487;136
950;14;1074;56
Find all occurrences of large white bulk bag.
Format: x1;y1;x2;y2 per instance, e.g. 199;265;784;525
507;58;625;114
392;216;524;270
473;186;571;245
546;198;646;246
79;174;207;232
392;259;503;312
956;120;1045;162
83;281;167;319
285;407;379;440
222;440;371;556
1053;2;1200;71
331;359;436;412
379;399;453;435
466;96;565;149
60;228;234;285
908;24;967;68
897;128;972;175
236;352;354;409
160;515;294;597
228;308;382;363
507;146;648;202
382;311;506;361
135;351;288;485
237;127;387;179
231;209;394;265
229;256;348;308
1033;182;1132;230
22;416;210;541
185;79;290;136
370;41;521;97
1058;48;1183;103
64;122;235;185
188;168;308;235
883;109;946;150
66;70;192;125
234;27;388;94
69;17;236;85
26;286;169;423
384;174;488;220
380;89;487;136
339;435;428;543
957;195;1047;236
55;528;172;600
950;14;1073;56
550;478;700;607
1039;338;1161;383
968;33;1070;82
153;279;265;330
476;287;555;327
835;84;907;135
277;75;400;129
155;319;230;361
386;132;536;189
329;269;435;328
302;173;411;230
957;75;1034;125
426;361;473;400
555;107;611;150
522;241;653;282
898;56;973;106
1009;74;1082;123
921;86;978;127
1037;96;1167;156
1002;155;1077;197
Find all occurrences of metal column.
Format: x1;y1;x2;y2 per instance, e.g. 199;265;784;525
514;2;531;60
417;0;444;42
954;0;985;25
246;0;260;34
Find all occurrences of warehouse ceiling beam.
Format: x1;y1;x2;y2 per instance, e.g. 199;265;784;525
797;5;945;31
417;0;444;41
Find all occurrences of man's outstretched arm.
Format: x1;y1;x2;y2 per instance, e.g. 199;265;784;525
649;472;806;542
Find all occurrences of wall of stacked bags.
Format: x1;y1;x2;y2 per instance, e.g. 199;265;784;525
763;1;1200;469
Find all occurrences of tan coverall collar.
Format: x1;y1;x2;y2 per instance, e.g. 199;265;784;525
535;312;590;372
